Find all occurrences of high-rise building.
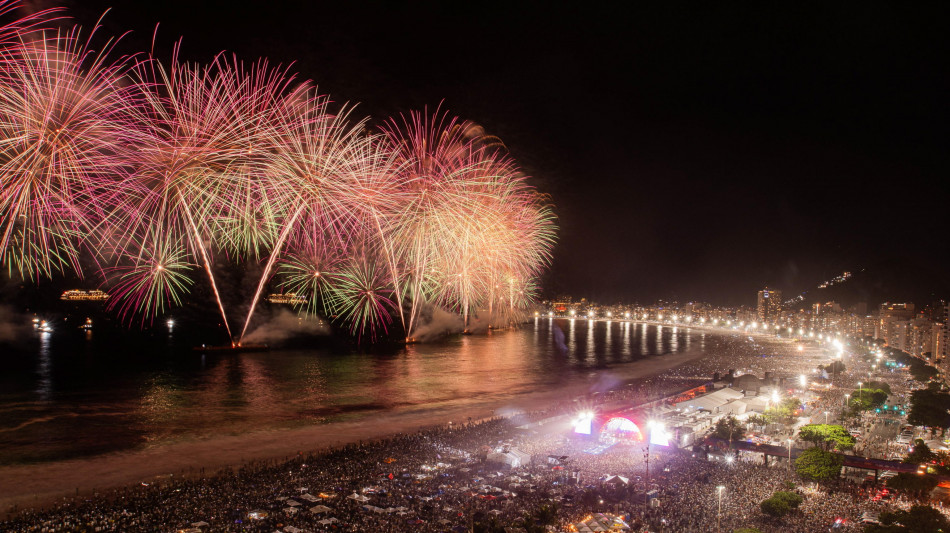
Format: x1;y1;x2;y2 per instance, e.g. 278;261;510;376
876;302;915;341
757;288;782;323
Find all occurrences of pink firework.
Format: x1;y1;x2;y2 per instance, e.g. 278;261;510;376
0;24;142;280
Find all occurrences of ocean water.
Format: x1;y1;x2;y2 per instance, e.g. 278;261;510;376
0;318;704;464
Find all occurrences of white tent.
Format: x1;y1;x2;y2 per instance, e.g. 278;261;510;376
676;388;744;411
487;448;532;468
300;493;320;502
347;492;370;502
310;505;332;514
574;513;630;531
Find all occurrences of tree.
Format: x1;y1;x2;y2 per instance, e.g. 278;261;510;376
849;389;888;412
713;415;745;446
904;439;937;465
886;473;938;499
473;515;506;533
910;362;939;382
931;451;950;475
795;447;842;484
908;389;950;436
868;381;892;395
765;397;802;425
773;490;803;508
798;424;856;451
865;505;950;532
760;497;790;517
532;503;558;527
821;360;846;374
760;490;803;517
746;414;767;428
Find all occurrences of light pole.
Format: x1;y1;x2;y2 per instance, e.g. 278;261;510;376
787;439;793;470
858;382;863;402
824;411;829;424
717;485;725;533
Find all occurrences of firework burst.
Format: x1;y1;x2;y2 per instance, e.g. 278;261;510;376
0;24;141;280
0;8;557;343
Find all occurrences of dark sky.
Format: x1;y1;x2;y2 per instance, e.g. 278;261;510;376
60;1;949;306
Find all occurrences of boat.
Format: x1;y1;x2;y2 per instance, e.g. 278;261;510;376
193;343;269;354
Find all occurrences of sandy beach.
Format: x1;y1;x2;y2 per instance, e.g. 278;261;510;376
0;336;726;517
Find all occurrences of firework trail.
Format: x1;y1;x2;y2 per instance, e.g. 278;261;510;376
0;0;62;49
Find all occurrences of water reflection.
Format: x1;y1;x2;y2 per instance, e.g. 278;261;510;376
36;331;51;402
3;321;709;465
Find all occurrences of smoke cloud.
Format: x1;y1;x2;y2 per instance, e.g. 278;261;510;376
409;306;464;341
240;309;330;344
0;305;27;343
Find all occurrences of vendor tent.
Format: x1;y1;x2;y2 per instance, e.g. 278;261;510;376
487;448;532;468
310;505;332;514
347;492;370;502
574;513;630;531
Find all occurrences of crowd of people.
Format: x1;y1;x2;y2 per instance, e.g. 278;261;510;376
2;330;943;532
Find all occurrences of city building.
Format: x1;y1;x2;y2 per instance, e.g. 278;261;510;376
756;288;782;323
876;302;915;342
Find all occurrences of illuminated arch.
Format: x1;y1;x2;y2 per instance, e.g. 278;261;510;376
600;417;644;442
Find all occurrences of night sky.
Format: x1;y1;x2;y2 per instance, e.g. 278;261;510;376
59;1;949;306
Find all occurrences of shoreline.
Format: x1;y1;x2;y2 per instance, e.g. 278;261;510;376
0;327;785;517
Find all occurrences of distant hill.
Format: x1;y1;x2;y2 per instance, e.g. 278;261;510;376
787;259;950;311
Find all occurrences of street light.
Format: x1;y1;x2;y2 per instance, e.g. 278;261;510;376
824;411;829;424
717;486;725;533
787;439;793;470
